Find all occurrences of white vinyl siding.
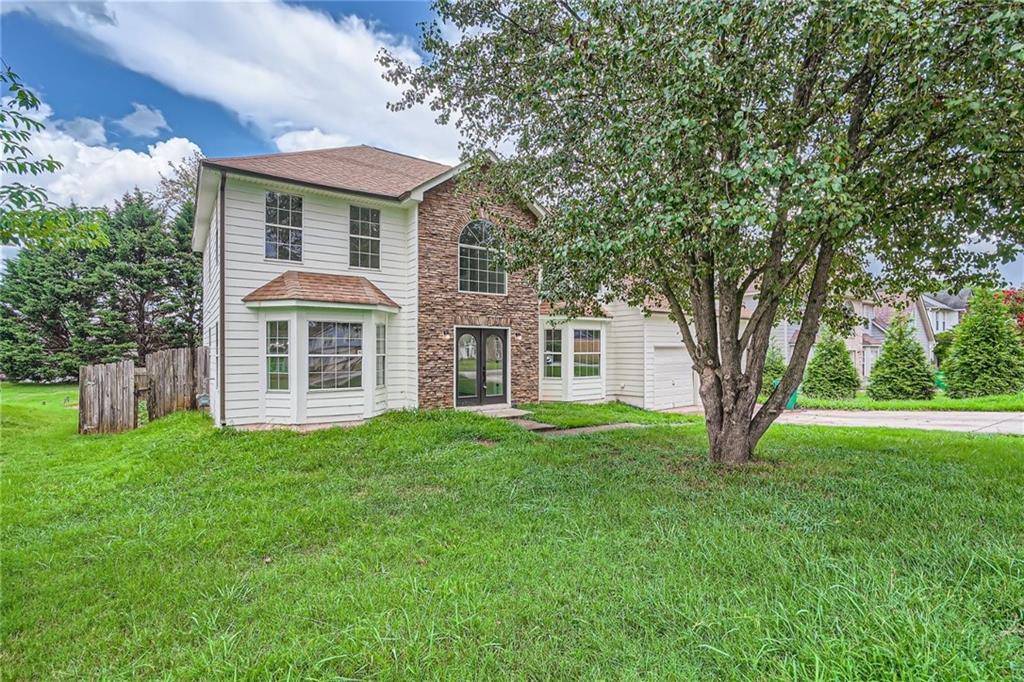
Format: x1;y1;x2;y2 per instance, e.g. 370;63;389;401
202;192;222;423
604;302;644;406
218;176;417;426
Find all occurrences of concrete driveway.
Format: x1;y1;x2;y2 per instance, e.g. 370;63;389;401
774;409;1024;435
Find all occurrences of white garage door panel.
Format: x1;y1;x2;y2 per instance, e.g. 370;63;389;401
653;346;694;410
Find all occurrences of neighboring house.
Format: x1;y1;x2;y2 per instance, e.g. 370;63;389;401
922;291;968;334
773;296;936;381
861;298;935;377
193;145;702;428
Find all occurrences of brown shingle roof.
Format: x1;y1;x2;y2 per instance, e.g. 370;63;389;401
204;145;451;199
242;271;399;309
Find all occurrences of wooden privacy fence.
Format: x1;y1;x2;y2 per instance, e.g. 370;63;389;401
146;347;209;420
79;360;137;434
78;347;209;434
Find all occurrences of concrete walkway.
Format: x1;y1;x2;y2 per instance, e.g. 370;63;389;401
773;409;1024;435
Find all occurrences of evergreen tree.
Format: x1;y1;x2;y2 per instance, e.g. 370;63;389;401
760;343;787;399
158;202;203;349
867;314;935;400
0;242;126;381
90;191;177;365
945;291;1024;398
0;191;204;381
802;330;860;399
933;330;955;368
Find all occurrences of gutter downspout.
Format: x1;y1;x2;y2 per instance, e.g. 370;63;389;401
218;173;227;426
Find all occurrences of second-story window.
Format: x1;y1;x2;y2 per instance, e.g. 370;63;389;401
349;205;380;269
265;191;302;261
459;220;506;294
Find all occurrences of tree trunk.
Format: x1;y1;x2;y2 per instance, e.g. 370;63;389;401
707;416;755;464
699;374;758;465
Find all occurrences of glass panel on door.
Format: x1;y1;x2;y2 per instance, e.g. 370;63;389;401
484;334;504;397
457;333;478;399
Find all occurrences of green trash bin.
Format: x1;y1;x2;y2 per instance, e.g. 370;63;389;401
772;379;799;409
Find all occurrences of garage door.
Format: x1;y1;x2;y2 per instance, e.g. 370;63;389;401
653;346;694;410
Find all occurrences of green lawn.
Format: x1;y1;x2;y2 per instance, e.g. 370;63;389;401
3;382;1023;679
522;400;701;428
796;391;1024;412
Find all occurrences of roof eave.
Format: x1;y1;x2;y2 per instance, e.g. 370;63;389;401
403;151;548;219
201;161;407;204
191;165;222;252
242;299;400;312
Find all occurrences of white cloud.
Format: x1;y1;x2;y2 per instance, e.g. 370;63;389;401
60;116;107;145
116;103;169;137
273;128;351;152
13;1;461;164
6;98;200;208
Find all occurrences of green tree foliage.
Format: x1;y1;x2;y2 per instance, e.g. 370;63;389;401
159;202;203;349
802;331;860;400
933;330;955;368
385;2;1024;463
92;190;177;364
0;64;105;248
944;291;1024;398
0;192;201;381
867;314;935;400
760;344;787;399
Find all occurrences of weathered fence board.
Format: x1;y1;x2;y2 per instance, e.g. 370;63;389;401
146;347;209;421
78;360;136;434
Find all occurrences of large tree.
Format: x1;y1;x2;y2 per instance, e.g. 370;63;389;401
0;235;127;382
383;1;1024;463
0;64;105;249
158;202;203;349
92;191;177;365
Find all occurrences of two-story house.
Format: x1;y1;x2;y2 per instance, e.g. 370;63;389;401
771;296;936;381
193;145;703;428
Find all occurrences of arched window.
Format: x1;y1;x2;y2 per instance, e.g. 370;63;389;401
458;220;506;294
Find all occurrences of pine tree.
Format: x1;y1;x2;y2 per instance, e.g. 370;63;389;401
945;290;1024;398
0;242;127;381
802;330;860;399
867;313;935;400
158;202;203;349
89;191;177;364
0;191;204;381
760;343;787;398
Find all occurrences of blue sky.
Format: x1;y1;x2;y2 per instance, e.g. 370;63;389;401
3;2;439;160
1;1;1021;284
0;0;460;215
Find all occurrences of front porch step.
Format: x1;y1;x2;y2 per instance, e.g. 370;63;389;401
508;418;557;432
466;406;531;419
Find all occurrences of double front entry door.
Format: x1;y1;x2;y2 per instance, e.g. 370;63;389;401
455;328;507;406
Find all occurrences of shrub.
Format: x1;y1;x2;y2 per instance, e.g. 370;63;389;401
944;290;1024;398
867;313;935;400
933;329;955;368
760;344;787;398
802;329;860;399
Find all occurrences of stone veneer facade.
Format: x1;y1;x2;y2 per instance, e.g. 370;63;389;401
417;178;539;408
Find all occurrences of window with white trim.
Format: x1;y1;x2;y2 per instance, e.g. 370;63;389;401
458;220;506;294
308;322;362;389
543;329;562;378
349;205;381;269
264;191;302;261
573;329;601;377
375;323;386;386
266;321;289;390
